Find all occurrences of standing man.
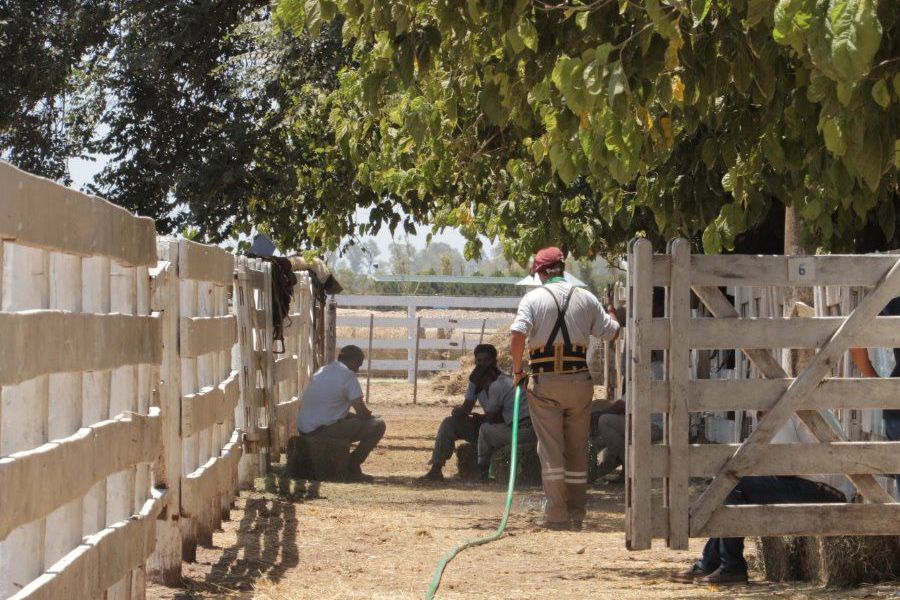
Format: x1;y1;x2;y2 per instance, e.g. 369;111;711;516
510;247;621;530
297;345;386;482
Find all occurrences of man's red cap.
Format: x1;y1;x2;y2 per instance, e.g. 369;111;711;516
530;246;565;275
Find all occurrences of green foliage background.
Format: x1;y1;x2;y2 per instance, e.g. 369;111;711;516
277;0;899;262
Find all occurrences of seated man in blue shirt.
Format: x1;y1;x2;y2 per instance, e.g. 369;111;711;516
421;344;533;482
296;345;386;482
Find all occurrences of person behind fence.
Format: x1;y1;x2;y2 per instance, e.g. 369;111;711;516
510;246;621;531
421;344;535;482
591;289;665;483
296;344;386;482
850;296;900;471
669;413;854;586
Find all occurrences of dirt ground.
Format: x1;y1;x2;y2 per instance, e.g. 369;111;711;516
148;380;900;600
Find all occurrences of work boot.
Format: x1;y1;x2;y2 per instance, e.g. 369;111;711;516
694;567;748;586
570;519;583;532
419;464;444;482
532;517;569;531
669;564;715;584
347;463;374;483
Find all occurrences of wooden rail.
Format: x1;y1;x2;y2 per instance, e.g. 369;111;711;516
0;160;323;596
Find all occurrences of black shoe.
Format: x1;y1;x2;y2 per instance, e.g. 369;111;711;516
347;465;375;483
570;519;583;531
694;567;748;585
419;465;444;482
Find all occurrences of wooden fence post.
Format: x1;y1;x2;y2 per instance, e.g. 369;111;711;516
325;297;337;363
366;313;374;404
148;239;183;585
413;316;422;404
407;304;417;382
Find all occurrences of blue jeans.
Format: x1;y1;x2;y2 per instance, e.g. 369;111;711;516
697;476;845;575
885;416;900;441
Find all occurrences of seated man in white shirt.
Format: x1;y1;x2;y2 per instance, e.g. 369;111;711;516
296;345;386;482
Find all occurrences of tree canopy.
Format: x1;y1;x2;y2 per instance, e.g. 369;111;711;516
277;0;899;261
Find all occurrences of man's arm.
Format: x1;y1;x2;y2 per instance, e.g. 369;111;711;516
850;348;879;377
350;396;374;419
606;304;623;342
451;396;477;417
511;331;527;386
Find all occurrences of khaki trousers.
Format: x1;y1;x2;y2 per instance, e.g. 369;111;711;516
527;373;594;523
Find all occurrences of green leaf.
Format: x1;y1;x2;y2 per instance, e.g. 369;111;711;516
762;134;786;172
701;138;718;169
895;139;900;169
702;223;722;254
894;73;900;98
744;0;772;28
518;17;538;51
871;78;890;108
821;117;846;156
828;0;883;84
607;61;630;120
479;82;507;125
691;0;712;24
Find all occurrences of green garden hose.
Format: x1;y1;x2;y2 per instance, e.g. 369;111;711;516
423;383;524;600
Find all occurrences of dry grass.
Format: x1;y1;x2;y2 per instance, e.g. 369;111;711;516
147;380;900;600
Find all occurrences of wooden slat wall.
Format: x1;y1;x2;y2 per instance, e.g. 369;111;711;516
626;239;900;549
0;160;162;599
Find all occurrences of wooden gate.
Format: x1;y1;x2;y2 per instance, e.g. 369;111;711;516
625;238;900;551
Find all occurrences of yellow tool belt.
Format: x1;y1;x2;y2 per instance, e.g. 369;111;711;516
529;343;588;374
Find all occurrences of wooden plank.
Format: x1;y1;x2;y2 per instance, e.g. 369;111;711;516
337;337;465;350
337;315;508;329
690;257;900;534
690;254;900;287
683;316;900;349
181;430;242;518
335;294;521;310
0;409;161;542
181;371;240;438
650;442;900;478
10;491;165;600
274;355;298;383
177;239;234;287
692;285;896;505
625;238;654;550
699;504;900;538
180;314;236;358
0;161;157;266
665;239;690;550
649;378;900;413
274;398;299;426
360;359;460;372
0;311;161;386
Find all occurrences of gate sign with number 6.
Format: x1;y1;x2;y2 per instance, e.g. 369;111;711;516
788;258;816;283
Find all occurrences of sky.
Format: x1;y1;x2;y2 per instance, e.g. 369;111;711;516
68;155;483;258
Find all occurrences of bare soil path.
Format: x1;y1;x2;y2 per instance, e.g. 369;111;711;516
148;381;899;599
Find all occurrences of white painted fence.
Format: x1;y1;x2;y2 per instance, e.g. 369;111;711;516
0;161;323;598
336;294;519;381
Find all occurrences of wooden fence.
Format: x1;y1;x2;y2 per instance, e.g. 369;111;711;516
336;294;519;381
0;161;323;598
625;238;900;551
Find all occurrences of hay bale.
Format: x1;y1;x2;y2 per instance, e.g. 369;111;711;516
489;442;542;486
752;535;900;587
286;435;351;481
456;442;481;481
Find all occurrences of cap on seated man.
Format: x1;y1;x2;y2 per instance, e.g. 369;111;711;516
296;345;386;482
